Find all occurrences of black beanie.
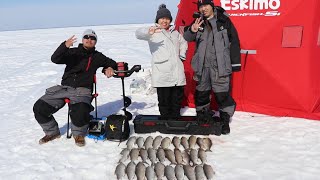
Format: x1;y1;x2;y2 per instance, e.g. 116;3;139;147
155;4;172;23
197;0;215;9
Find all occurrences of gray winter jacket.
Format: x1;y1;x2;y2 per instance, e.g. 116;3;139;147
184;8;241;79
136;25;188;87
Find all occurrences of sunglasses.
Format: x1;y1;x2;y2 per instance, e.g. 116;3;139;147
83;35;97;41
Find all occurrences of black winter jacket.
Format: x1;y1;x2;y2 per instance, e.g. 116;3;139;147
51;42;117;90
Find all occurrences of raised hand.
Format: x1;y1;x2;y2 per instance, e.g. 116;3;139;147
191;18;204;33
148;26;162;35
65;35;77;48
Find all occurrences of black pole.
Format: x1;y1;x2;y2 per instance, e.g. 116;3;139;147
67;104;72;139
94;79;98;119
121;77;126;113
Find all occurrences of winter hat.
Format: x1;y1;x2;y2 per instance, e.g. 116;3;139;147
155;4;172;23
82;29;97;40
197;0;215;9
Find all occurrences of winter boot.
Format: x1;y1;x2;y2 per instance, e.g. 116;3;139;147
197;109;214;123
220;111;230;135
169;108;181;121
39;132;61;145
73;135;86;147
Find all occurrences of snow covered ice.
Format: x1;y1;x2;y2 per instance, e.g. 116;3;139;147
0;24;320;179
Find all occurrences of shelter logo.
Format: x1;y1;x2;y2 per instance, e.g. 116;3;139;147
220;0;281;17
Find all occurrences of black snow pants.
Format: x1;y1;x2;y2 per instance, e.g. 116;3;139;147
157;86;184;120
33;85;93;136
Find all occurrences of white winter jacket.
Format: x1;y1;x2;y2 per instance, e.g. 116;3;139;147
135;25;188;87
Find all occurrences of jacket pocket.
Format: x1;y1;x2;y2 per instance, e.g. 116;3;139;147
153;50;170;64
154;60;171;73
45;85;62;95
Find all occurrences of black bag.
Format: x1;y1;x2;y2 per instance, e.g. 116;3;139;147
105;114;130;141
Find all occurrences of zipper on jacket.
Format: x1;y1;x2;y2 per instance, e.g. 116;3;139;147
86;56;92;72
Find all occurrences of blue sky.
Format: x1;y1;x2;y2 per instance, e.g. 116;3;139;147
0;0;180;31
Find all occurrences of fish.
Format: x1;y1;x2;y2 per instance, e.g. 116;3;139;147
153;135;162;149
161;137;171;149
165;149;177;164
139;148;149;164
155;162;165;180
202;138;212;152
114;162;126;180
164;165;176;180
136;137;145;149
146;166;156;180
120;148;130;155
156;148;166;163
172;136;181;149
196;137;203;148
136;162;146;180
182;150;190;165
188;135;197;149
147;148;157;166
144;136;154;149
181;137;189;150
175;164;185;180
126;136;137;149
198;148;207;164
190;149;200;166
184;164;196;180
130;148;140;162
118;148;130;163
195;165;206;180
174;148;184;165
126;161;136;180
203;163;215;180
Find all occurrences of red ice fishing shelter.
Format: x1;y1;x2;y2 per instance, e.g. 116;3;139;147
175;0;320;120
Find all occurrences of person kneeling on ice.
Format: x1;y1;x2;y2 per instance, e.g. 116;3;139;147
33;29;117;147
135;4;188;120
